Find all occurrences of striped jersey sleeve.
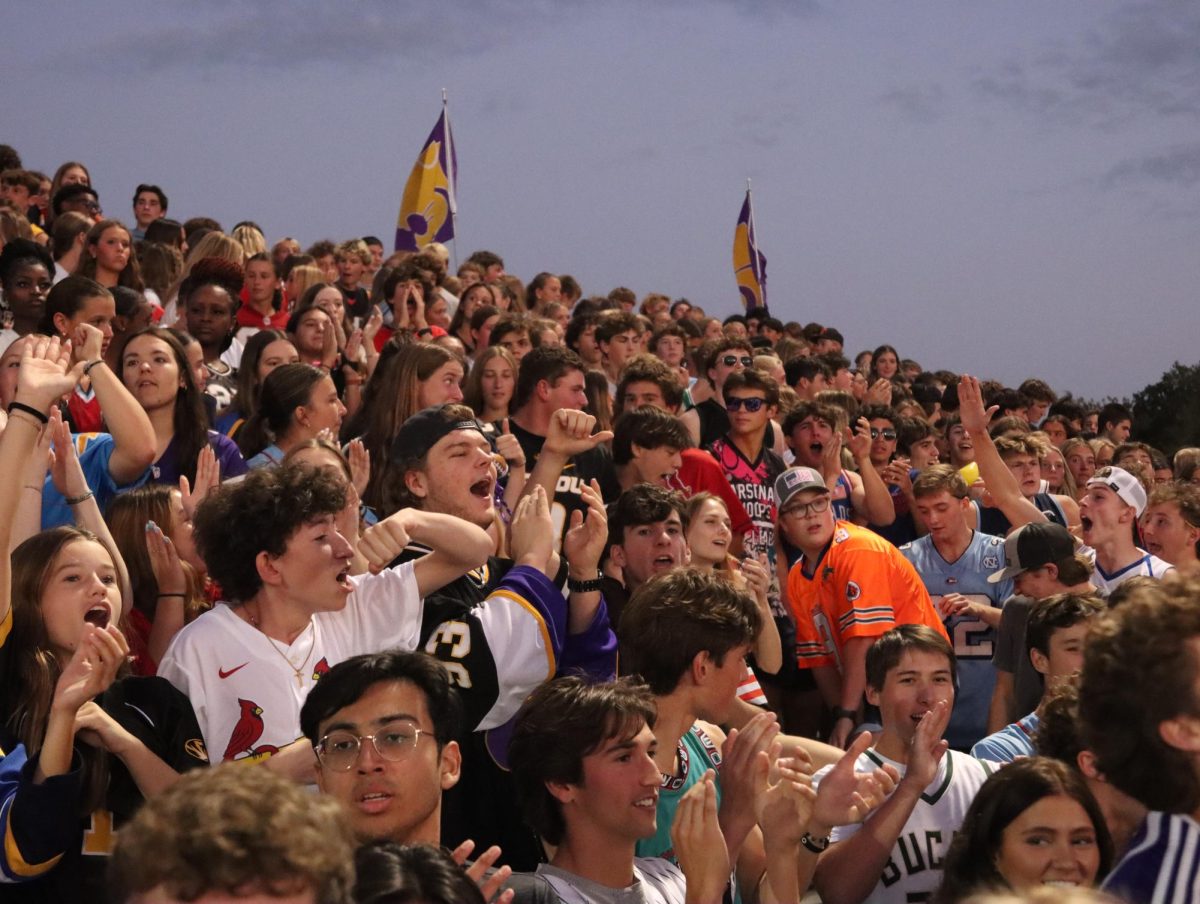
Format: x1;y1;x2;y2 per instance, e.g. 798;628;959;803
429;565;569;732
1103;811;1200;904
0;744;81;884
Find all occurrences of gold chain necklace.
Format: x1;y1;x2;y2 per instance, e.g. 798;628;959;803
248;608;316;689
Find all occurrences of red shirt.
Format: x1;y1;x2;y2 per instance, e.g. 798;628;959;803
673;448;754;537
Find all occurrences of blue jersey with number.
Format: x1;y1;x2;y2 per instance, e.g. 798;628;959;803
900;532;1012;750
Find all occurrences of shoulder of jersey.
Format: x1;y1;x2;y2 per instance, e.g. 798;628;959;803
833;526;851;545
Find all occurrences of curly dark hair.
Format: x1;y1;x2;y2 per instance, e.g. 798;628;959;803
193;462;347;603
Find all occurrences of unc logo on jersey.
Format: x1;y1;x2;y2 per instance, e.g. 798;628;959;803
983;555;999;570
846;581;861;602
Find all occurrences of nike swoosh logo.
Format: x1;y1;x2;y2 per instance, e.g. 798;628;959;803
219;663;249;679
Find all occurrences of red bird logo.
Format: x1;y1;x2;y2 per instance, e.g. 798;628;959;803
312;657;330;681
224;698;267;761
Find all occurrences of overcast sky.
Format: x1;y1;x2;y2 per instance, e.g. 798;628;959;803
8;0;1199;400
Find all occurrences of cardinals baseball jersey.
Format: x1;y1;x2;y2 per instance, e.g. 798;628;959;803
159;562;564;763
816;749;993;904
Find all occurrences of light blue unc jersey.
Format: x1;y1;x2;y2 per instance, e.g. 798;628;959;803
901;532;1013;750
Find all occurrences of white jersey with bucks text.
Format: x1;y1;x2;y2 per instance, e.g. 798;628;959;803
816;749;993;904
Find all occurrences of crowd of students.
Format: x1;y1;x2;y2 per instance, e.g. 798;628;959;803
2;149;1200;903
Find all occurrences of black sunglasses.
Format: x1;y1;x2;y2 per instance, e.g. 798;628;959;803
870;428;897;441
721;355;753;368
726;396;766;413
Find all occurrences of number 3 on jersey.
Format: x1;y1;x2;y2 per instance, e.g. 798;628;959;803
425;620;473;688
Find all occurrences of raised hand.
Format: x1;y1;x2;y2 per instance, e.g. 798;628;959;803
508;485;555;574
359;511;412;573
45;407;88;498
758;752;818;849
543;409;613;459
363;306;384;344
15;335;82;414
146;520;187;596
864;379;893;407
409;286;427;329
738;554;771;604
344;327;364;365
811;731;900;830
882;459;913;495
179;444;220;522
320;316;339;368
73;322;105;365
51;624;128;715
563;479;607;576
494;419;526;471
671;771;730;904
451;840;516;904
956;375;996;435
819;426;844;478
347;439;371;497
903;699;951;792
845;417;872;462
719;712;779;844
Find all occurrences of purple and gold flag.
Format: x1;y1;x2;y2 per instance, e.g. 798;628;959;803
732;189;767;312
394;105;458;252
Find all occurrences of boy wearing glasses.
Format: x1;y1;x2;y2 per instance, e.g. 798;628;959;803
301;650;465;846
705;370;786;592
680;337;754;448
301;651;554;903
776;467;948;748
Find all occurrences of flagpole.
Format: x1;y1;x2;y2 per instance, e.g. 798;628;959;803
443;88;459;272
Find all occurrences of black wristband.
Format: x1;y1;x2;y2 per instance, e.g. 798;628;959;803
83;358;105;377
801;831;831;854
832;707;858;722
567;573;604;593
7;401;49;424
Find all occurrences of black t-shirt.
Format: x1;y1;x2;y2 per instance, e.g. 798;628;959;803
389;546;548;869
504;419;621;548
336;283;371;321
2;676;208;903
696;397;730;450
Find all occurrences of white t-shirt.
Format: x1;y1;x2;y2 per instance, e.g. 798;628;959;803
1080;546;1174;595
535;858;688;904
816;749;993;904
158;563;421;763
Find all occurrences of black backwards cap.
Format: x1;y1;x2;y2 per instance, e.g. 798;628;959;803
390;405;488;464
